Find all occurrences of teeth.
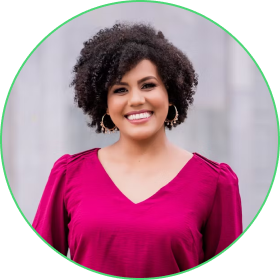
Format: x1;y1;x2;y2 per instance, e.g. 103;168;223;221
127;112;152;120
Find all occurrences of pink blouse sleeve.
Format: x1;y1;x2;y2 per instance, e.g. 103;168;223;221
203;163;243;262
32;154;70;256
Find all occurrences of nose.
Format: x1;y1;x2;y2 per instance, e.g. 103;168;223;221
127;88;145;107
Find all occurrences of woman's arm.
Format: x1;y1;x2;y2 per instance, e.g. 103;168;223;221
202;162;243;262
32;154;70;256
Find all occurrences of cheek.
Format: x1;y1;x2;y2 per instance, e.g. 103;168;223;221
107;96;125;118
149;91;169;114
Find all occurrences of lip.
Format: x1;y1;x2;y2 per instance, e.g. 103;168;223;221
126;113;153;124
124;109;153;117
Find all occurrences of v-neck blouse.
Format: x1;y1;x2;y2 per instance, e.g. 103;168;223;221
32;148;243;278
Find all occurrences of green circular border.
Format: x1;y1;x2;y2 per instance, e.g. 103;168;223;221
1;1;279;279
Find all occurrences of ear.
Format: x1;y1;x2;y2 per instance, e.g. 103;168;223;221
106;109;110;115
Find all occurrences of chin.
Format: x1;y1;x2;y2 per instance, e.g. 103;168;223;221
123;127;160;141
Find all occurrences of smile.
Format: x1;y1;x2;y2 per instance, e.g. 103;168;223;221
125;111;153;124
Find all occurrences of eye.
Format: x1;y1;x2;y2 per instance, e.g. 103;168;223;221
142;83;156;89
113;87;127;94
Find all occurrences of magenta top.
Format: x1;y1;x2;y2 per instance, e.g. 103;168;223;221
32;148;242;278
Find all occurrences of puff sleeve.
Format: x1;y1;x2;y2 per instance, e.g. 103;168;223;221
32;154;70;256
203;163;243;261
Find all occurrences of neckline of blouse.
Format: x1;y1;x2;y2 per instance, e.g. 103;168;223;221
93;148;199;206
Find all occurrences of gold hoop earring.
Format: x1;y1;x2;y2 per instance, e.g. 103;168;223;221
100;113;118;134
165;104;179;126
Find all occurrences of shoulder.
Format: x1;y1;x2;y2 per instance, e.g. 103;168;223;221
194;152;239;186
53;148;100;170
194;153;240;214
193;152;220;181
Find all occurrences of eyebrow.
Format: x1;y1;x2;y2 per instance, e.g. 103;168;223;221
114;76;158;86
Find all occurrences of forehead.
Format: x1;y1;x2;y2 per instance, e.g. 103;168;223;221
121;59;159;81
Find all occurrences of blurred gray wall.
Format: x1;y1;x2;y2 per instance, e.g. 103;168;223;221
2;2;278;231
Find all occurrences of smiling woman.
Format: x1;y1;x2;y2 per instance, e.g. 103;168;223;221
71;23;197;134
32;22;243;278
107;60;170;140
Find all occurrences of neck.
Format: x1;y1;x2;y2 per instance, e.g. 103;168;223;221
113;126;173;162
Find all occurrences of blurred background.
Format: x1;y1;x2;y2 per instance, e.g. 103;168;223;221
2;2;278;234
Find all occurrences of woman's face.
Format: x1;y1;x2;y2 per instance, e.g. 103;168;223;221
107;59;169;140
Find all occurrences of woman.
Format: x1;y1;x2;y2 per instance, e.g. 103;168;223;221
32;22;243;278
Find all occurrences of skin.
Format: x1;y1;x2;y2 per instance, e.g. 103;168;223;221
98;59;193;204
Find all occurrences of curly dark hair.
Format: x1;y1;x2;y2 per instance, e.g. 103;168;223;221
70;22;198;133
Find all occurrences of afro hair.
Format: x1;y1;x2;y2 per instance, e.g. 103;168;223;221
70;22;198;133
